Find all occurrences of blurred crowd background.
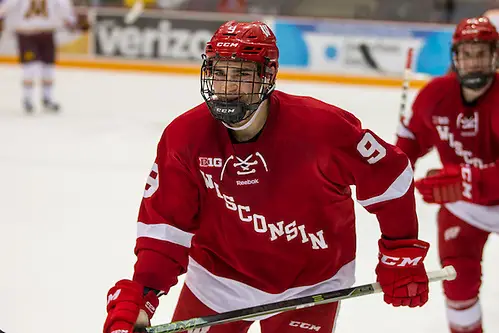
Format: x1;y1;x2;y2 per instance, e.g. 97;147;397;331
73;0;499;24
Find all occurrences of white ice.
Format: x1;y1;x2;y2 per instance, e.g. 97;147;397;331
0;64;498;333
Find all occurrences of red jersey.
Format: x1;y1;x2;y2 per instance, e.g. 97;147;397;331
133;90;417;315
396;73;499;232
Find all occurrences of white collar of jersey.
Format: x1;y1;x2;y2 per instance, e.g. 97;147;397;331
222;102;265;131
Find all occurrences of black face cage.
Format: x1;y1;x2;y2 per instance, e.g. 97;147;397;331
200;55;276;124
451;41;498;89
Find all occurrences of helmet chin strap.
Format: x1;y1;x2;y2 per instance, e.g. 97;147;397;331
222;101;265;131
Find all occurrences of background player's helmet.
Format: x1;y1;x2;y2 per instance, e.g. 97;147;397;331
201;21;279;125
452;16;499;90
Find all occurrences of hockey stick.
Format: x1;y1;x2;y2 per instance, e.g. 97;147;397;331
124;0;144;24
358;43;407;77
146;266;456;333
399;47;414;126
359;43;380;71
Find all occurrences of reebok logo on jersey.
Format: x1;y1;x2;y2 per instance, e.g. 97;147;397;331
236;179;259;186
220;152;269;185
200;154;267;186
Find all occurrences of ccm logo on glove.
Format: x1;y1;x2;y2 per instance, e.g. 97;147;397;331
380;255;423;266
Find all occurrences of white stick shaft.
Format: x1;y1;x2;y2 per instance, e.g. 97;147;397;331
399;47;414;126
373;265;456;293
124;0;144;24
428;265;457;282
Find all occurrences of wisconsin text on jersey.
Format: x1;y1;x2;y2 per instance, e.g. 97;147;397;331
433;113;488;168
199;153;328;250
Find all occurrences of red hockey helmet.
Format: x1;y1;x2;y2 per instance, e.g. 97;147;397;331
205;20;279;71
451;16;499;90
201;21;279;126
452;16;498;45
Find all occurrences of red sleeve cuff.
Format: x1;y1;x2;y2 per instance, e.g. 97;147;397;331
133;242;188;294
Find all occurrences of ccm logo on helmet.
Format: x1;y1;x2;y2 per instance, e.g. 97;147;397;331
381;255;423;266
462;28;479;35
216;42;239;47
217;108;236;114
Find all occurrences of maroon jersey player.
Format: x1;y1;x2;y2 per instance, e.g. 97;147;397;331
103;20;430;333
396;16;499;333
0;0;88;113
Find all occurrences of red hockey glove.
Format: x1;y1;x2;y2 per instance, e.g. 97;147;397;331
414;166;463;204
375;238;430;307
104;279;159;333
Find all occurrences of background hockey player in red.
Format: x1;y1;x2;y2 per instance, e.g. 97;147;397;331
396;16;499;333
103;20;430;333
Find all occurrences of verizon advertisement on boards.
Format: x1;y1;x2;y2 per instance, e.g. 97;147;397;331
93;14;228;61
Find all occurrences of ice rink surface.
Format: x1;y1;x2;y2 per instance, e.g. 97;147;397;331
0;64;498;333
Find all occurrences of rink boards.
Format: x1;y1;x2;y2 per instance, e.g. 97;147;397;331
0;7;455;87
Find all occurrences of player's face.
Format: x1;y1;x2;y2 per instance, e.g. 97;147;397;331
454;42;494;74
212;60;262;105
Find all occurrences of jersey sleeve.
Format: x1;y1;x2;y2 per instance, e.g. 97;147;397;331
0;0;19;17
132;125;200;294
470;110;499;203
330;108;418;240
395;82;436;167
55;0;75;24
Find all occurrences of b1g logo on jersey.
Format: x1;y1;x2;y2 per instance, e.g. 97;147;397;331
456;111;479;137
199;157;223;168
432;116;449;125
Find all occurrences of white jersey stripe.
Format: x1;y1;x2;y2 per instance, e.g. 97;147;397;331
137;222;194;248
357;160;413;207
185;257;355;321
396;123;416;140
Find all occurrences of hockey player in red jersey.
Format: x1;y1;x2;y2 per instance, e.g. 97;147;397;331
103;21;430;333
396;16;499;333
